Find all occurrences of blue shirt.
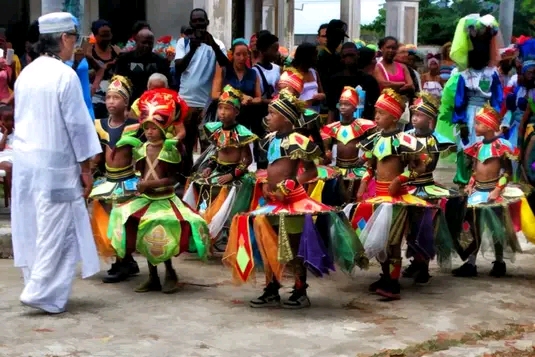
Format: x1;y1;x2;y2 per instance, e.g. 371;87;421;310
223;66;257;97
174;37;226;108
65;58;95;120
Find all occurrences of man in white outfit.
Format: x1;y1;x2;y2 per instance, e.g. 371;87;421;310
12;12;102;314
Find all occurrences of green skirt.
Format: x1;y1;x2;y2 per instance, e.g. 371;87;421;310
108;194;211;265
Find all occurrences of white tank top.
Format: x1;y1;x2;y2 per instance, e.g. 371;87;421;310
253;63;281;95
299;69;319;101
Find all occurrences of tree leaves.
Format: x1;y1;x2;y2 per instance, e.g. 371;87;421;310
361;0;535;45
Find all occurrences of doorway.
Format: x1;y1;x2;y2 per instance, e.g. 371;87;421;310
99;0;146;45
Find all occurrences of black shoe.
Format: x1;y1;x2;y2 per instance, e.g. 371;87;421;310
102;263;129;283
369;274;388;292
128;259;140;276
376;279;401;301
402;260;419;278
107;262;120;275
249;283;281;308
282;287;311;309
452;262;478;277
414;268;431;284
489;261;506;277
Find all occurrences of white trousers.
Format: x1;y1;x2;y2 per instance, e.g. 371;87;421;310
20;218;79;314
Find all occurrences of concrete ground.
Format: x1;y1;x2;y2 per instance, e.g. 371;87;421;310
1;164;535;356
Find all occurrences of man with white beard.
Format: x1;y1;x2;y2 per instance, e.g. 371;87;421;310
12;12;102;314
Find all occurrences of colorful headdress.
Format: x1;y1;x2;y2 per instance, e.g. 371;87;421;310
353;39;366;48
279;67;304;94
107;75;133;102
374;88;406;120
411;91;440;119
450;14;502;70
517;38;535;73
269;88;305;127
219;85;242;110
426;52;441;65
475;103;501;132
499;45;518;61
138;88;184;132
339;86;359;107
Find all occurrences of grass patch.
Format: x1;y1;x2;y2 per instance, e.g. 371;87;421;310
364;324;535;357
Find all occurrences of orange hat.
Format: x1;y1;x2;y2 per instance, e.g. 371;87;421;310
138;88;188;132
339;86;359;107
375;88;406;120
279;67;304;94
475;103;501;132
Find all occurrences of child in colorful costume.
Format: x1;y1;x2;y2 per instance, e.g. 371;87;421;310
403;92;461;282
321;86;376;204
90;75;142;283
453;104;527;278
108;88;211;293
223;89;368;309
258;68;339;205
436;14;503;187
183;85;257;251
349;89;449;300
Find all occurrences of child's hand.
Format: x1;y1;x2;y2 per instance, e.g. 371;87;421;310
488;187;501;202
464;185;473;196
272;190;285;202
356;182;367;202
202;168;212;178
217;173;233;185
0;124;7;134
137;180;148;193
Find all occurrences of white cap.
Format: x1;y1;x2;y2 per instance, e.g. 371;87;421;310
38;12;77;34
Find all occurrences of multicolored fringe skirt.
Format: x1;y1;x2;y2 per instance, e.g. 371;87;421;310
406;173;468;245
253;164;340;207
108;191;211;265
183;162;255;246
456;182;531;260
90;167;140;260
345;181;452;265
223;186;368;284
89;166;139;201
333;158;367;204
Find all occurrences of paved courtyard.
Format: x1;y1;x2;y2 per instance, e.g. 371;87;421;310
1;164;535;356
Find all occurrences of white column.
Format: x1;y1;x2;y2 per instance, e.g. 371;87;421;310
340;0;361;40
385;0;420;44
263;0;275;34
286;0;294;50
193;0;232;49
244;0;255;40
499;0;514;46
276;0;285;45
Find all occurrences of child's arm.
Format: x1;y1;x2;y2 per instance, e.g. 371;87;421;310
357;157;376;201
298;160;318;184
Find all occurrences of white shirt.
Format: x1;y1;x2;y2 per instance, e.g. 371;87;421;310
252;63;281;96
174;37;226;108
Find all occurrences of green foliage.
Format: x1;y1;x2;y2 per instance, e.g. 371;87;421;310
360;0;535;46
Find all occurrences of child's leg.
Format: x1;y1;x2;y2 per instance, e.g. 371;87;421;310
282;257;310;309
162;259;179;294
134;260;161;293
375;242;402;300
